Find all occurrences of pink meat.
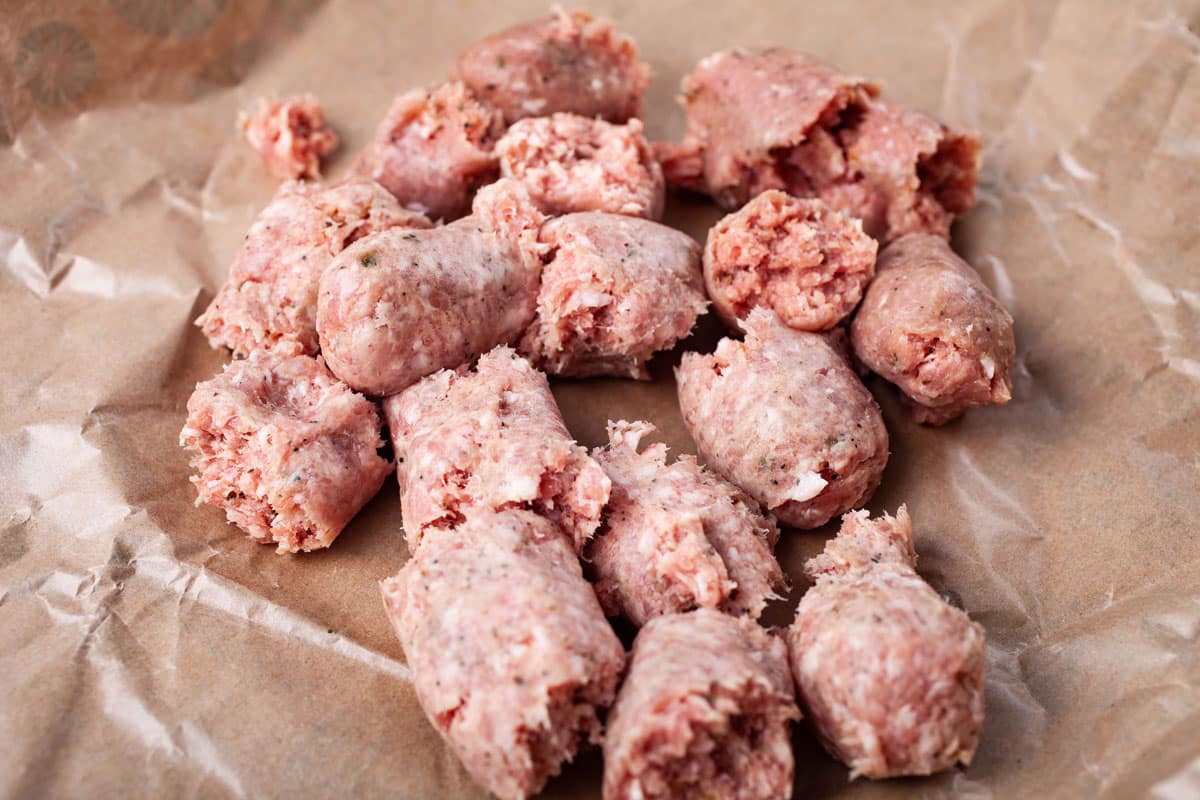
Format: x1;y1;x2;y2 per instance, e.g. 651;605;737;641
381;510;625;800
518;212;706;379
787;507;987;778
238;94;338;180
850;233;1015;425
586;420;785;626
497;113;664;219
349;81;504;221
179;353;390;553
604;609;799;800
382;346;610;554
658;49;979;242
704;190;877;332
317;179;546;396
676;308;888;529
196;179;430;358
452;8;650;124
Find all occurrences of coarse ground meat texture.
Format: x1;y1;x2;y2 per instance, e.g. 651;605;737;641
787;507;986;778
603;609;800;800
676;307;888;529
196;179;430;359
497;113;664;219
349;81;504;221
381;510;625;800
317;179;546;396
850;233;1015;425
452;8;650;124
382;346;610;554
586;421;785;626
518;212;706;379
657;49;979;242
704;190;877;332
238;94;338;180
179;353;391;553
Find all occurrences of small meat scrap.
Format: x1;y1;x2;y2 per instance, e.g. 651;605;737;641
238;94;338;180
586;421;785;626
179;353;391;553
658;48;979;242
603;609;800;800
851;233;1015;425
381;510;625;800
497;113;664;219
676;308;888;529
452;8;650;124
197;179;430;359
318;179;546;396
518;212;706;379
787;507;986;778
704;190;877;333
383;347;610;554
350;81;504;221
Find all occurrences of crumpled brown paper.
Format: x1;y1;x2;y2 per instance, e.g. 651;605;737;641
2;1;1199;797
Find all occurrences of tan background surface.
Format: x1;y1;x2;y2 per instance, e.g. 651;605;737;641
2;1;1199;797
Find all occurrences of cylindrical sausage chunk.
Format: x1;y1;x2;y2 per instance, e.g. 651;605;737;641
383;347;610;554
604;609;800;800
676;308;888;529
787;507;986;778
179;353;391;553
317;179;546;396
658;49;979;242
452;9;650;125
497;113;664;219
518;212;707;379
238;94;338;180
349;81;504;221
197;179;430;358
850;233;1015;425
704;190;877;332
586;421;785;626
381;510;625;800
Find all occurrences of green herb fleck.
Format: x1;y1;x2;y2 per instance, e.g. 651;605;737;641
404;232;419;241
496;55;506;69
360;252;377;267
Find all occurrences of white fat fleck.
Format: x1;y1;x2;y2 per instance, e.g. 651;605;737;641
591;77;603;91
980;355;996;379
506;472;540;500
577;290;613;308
965;323;975;334
787;471;828;502
521;98;547;113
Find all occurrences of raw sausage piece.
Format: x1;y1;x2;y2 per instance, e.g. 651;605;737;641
317;179;546;396
349;81;504;221
518;212;706;379
382;346;610;554
676;308;888;529
179;353;390;553
658;49;979;242
452;8;650;125
704;190;877;332
787;507;986;778
238;94;338;180
850;233;1015;425
497;113;664;219
586;420;785;625
603;609;799;800
197;179;430;359
381;510;625;800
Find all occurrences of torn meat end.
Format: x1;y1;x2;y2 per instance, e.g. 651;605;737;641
655;137;709;194
239;94;338;181
806;506;915;579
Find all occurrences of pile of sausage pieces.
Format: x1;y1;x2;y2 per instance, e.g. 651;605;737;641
181;9;1013;800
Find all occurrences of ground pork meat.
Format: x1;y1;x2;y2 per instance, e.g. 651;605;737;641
586;420;785;626
452;8;650;124
381;510;625;800
787;507;987;778
604;609;799;800
238;94;337;180
179;352;390;553
497;113;664;219
382;346;609;554
676;308;888;529
850;233;1015;424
